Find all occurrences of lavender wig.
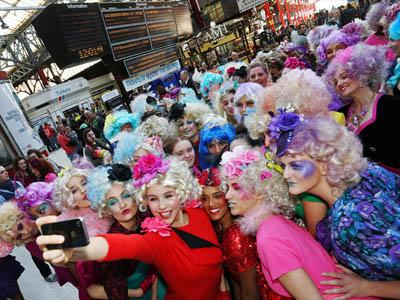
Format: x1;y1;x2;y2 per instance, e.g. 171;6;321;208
307;24;338;50
20;181;54;211
281;115;368;195
324;44;390;92
316;30;360;65
366;1;390;32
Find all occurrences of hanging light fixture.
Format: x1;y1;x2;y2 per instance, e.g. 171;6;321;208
0;17;9;29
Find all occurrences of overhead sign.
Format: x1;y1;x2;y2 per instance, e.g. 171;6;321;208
123;60;180;92
236;0;266;13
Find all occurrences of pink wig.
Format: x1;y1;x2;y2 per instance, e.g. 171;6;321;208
274;69;331;116
324;44;390;92
316;30;361;65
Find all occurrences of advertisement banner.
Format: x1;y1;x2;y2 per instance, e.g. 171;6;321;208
123;60;180;92
236;0;266;13
0;81;44;155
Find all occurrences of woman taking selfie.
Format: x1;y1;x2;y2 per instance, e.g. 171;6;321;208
37;154;227;300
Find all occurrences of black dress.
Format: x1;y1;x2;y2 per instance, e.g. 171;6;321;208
353;94;400;173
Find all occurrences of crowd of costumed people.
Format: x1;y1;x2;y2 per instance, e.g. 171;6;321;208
1;2;400;300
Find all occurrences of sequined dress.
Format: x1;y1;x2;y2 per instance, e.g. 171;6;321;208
221;223;289;300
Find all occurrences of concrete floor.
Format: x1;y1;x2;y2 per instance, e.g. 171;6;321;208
15;149;78;299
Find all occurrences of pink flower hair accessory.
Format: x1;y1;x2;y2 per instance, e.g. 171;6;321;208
141;216;171;237
133;154;170;188
260;170;272;181
284;57;306;70
220;146;260;179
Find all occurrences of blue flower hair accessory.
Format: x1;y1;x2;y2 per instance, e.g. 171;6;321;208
268;105;304;157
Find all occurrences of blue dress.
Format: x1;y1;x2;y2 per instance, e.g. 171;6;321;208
316;163;400;280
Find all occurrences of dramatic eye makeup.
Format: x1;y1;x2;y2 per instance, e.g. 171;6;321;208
289;160;317;178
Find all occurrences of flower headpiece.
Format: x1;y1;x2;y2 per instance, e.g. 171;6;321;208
196;168;221;187
268;105;304;157
108;163;132;182
132;154;170;188
284;57;306;70
220;146;260;179
141;216;171;237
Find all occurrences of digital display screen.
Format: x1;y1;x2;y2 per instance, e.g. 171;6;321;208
124;46;178;76
33;3;110;68
100;1;192;62
33;2;192;71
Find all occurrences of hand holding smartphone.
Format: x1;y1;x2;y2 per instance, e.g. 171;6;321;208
41;218;90;250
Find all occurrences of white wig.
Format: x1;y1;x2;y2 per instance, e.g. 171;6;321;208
233;82;264;105
52;168;92;212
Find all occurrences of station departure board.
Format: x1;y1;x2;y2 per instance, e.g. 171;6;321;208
33;3;110;69
33;2;193;72
124;46;178;76
100;1;191;62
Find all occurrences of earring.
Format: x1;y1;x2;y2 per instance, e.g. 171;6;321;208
139;204;147;212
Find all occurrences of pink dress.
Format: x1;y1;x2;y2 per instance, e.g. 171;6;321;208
58;207;112;236
58;207;112;300
256;215;377;300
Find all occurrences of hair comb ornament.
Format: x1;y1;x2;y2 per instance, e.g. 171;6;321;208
264;151;284;174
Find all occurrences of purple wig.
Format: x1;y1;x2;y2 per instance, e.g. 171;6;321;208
316;30;361;65
366;1;389;32
20;181;54;211
324;44;390;93
307;24;338;50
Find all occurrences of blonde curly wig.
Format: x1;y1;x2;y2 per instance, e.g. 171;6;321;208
0;202;23;242
183;102;213;128
135;157;201;206
136;115;177;143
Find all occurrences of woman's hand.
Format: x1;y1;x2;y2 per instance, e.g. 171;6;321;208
36;216;73;265
36;216;109;263
321;265;369;299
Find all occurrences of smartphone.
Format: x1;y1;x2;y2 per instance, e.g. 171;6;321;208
41;218;89;250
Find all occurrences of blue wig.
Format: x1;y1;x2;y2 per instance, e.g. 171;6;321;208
200;72;223;98
389;12;400;40
113;132;145;164
199;123;236;169
86;166;112;211
104;110;141;140
179;88;200;104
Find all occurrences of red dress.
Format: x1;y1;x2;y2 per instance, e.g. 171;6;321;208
99;208;222;300
222;224;290;300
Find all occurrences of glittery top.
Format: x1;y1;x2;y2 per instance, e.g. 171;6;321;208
222;223;289;300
